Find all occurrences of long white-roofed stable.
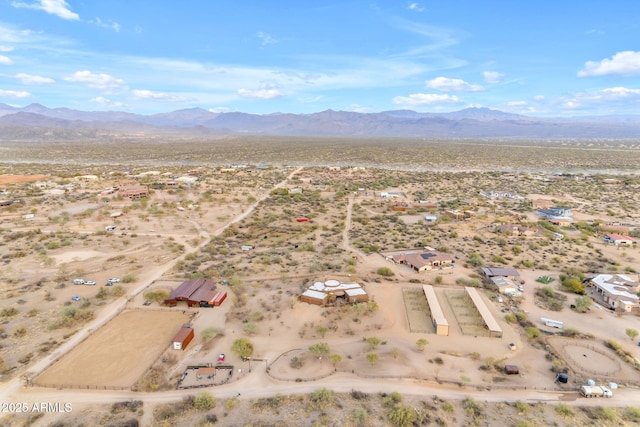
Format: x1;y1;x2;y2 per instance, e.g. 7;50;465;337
422;285;449;336
465;287;503;338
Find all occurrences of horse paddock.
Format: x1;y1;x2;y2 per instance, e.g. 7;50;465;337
35;310;190;389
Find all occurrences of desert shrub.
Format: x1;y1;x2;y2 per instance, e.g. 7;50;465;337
111;285;126;297
624;407;640;422
352;407;369;427
554;403;574;417
377;267;394;277
560;273;585;294
382;392;403;408
310;388;335;409
526;327;541;340
573;296;592;312
194;391;216;410
596;407;618;422
605;339;622;352
441;400;455;413
0;307;19;317
121;273;137;283
463;398;483;418
388;403;416;427
416;338;428;351
290;356;304;369
144;289;169;303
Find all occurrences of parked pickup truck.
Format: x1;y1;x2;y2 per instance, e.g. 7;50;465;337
580;385;613;398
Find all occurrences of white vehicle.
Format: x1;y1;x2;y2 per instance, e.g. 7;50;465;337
580;385;612;398
541;317;563;329
73;279;85;285
105;225;116;231
85;280;97;286
109;278;121;283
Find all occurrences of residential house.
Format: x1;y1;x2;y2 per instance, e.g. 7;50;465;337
118;185;149;199
537;206;572;226
494;224;536;236
588;274;640;312
603;234;637;246
395;251;454;272
300;279;369;306
481;267;520;281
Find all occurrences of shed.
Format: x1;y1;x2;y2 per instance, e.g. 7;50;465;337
172;327;194;351
196;367;215;379
504;365;519;375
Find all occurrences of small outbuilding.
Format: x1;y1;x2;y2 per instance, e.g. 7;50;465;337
172;327;194;351
504;365;519;375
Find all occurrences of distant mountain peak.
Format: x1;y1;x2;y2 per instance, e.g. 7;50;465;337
1;103;639;139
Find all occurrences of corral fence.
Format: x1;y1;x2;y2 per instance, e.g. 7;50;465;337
32;383;131;391
555;341;622;377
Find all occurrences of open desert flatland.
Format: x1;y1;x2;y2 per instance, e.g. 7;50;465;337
1;137;640;426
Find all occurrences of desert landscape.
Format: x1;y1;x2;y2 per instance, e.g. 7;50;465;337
1;138;640;427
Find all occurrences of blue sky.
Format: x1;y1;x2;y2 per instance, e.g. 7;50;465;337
1;0;640;116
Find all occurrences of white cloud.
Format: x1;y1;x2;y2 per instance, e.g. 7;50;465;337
15;73;55;84
425;76;483;92
392;93;461;106
0;55;13;65
348;104;374;113
600;87;640;97
578;51;640;77
483;71;504;84
89;96;123;107
506;100;528;107
0;46;14;52
237;88;283;99
0;89;31;98
257;32;276;47
553;86;640;113
208;107;231;113
132;89;182;101
11;0;79;21
90;18;121;32
64;70;125;89
408;3;425;12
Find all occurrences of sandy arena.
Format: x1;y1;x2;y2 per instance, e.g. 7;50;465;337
35;310;190;388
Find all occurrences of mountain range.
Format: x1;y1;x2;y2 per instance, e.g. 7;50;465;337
1;102;639;140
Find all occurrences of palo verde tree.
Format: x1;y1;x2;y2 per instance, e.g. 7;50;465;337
231;338;254;359
308;342;331;359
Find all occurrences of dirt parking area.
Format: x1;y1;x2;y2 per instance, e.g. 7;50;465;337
35;310;190;388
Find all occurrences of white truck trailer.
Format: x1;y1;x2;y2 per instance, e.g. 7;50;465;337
580;385;613;398
540;317;563;328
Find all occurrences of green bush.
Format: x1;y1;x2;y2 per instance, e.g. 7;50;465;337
121;273;137;283
376;267;394;277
